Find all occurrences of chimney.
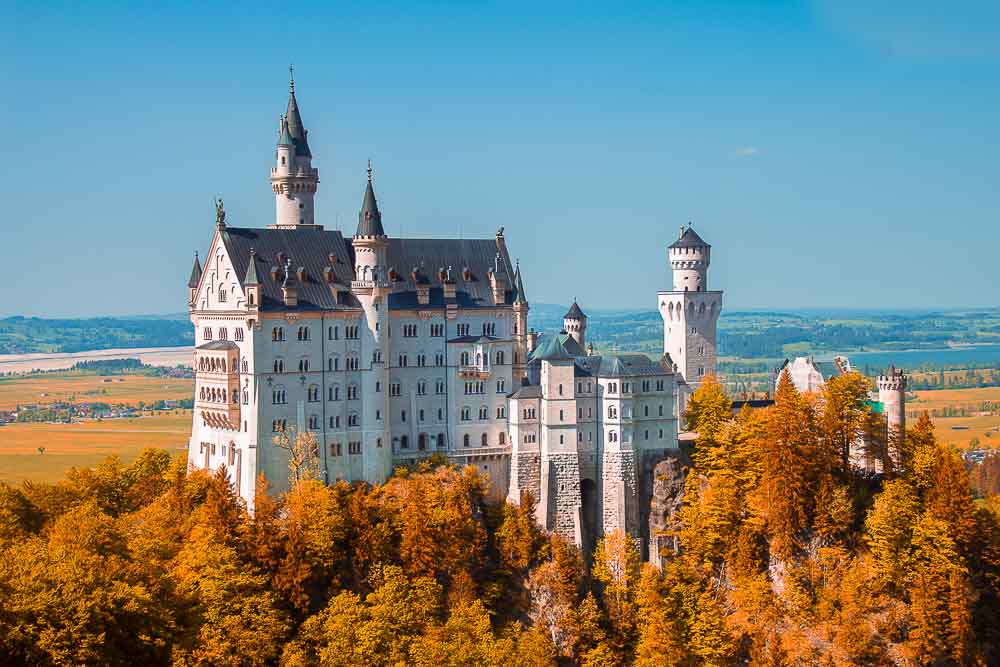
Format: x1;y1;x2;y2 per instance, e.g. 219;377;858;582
443;265;456;300
488;259;507;305
526;329;539;353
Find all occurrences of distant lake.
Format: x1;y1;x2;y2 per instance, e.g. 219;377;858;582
828;345;1000;372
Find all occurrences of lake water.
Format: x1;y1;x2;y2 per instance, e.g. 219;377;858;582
826;345;1000;372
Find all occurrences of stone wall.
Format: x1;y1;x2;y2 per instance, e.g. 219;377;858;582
602;449;638;538
508;451;541;505
545;452;582;545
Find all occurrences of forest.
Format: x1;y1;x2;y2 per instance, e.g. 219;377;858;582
1;372;999;665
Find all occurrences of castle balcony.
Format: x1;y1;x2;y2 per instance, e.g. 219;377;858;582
458;365;491;379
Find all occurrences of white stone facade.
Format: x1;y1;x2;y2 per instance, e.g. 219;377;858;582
186;79;722;562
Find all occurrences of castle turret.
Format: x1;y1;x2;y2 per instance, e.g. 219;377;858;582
351;163;392;483
878;364;907;465
657;225;723;420
187;252;202;308
269;68;320;229
669;225;710;292
512;260;530;380
563;300;587;350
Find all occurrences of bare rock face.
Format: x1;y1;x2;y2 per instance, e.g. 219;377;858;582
647;457;686;566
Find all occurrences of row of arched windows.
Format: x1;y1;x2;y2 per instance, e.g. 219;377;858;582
199;386;236;404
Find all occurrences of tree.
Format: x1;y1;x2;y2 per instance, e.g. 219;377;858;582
273;426;321;486
754;370;817;559
865;479;920;589
685;375;733;473
821;371;871;473
592;529;641;654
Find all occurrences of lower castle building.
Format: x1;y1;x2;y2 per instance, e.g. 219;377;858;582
186;75;722;556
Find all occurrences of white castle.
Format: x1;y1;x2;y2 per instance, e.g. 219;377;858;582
186;76;722;556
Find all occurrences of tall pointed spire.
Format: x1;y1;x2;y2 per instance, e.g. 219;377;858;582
188;252;202;288
356;161;385;237
284;65;311;157
244;249;260;285
513;260;527;305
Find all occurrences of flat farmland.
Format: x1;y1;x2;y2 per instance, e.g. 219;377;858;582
0;373;193;410
909;387;1000;450
0;411;191;484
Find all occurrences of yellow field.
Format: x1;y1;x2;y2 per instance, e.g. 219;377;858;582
0;373;193;410
909;387;1000;450
0;411;191;485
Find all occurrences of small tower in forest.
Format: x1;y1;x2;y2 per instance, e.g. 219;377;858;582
269;67;320;229
878;364;907;463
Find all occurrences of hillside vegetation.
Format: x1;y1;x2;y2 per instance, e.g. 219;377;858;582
0;316;192;354
1;371;999;665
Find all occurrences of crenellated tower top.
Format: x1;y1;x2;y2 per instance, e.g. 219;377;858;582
668;224;711;292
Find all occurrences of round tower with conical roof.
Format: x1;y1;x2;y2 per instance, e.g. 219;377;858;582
563;300;587;350
270;69;321;229
657;225;723;418
350;163;392;483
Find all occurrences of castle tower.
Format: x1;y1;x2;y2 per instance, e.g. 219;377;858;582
563;301;587;350
351;163;392;482
878;364;907;465
269;69;321;229
512;261;530;381
187;252;202;308
657;226;723;417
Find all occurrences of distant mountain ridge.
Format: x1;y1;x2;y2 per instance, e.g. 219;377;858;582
2;306;998;359
0;316;193;355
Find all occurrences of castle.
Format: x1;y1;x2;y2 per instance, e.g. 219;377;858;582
774;356;907;470
186;75;747;557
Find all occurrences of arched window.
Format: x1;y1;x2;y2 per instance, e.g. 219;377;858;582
481;433;488;447
463;434;470;447
437;433;445;448
400;435;409;449
499;432;506;445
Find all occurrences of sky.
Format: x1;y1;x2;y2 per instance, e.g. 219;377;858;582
2;0;998;317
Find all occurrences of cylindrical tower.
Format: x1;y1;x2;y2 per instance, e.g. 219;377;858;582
878;364;907;445
563;301;587;349
669;225;710;292
269;72;320;229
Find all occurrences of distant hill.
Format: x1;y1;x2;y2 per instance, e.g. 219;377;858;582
0;316;192;355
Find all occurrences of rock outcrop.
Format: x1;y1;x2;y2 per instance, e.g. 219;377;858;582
647;457;686;566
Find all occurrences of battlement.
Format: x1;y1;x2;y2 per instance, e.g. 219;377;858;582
877;365;907;391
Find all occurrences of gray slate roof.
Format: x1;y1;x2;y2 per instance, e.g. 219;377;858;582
219;227;516;312
564;301;586;320
188;253;202;288
669;226;710;249
575;353;672;378
285;89;311;157
513;263;527;305
356;179;385;237
385;237;516;310
509;382;542;399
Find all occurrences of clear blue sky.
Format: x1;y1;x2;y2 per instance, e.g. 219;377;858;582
2;1;997;317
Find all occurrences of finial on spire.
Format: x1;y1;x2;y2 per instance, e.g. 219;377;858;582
289;64;295;92
367;159;373;184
